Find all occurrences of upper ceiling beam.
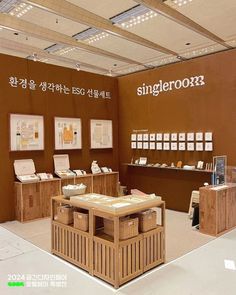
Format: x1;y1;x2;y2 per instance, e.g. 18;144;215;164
134;0;232;49
26;0;180;56
0;37;108;73
0;14;144;65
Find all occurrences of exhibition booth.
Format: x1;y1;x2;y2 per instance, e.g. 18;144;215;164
1;47;236;288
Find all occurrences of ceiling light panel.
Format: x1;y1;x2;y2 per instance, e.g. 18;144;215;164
0;0;20;13
172;0;193;7
180;44;226;59
166;0;236;40
67;0;136;19
9;2;33;18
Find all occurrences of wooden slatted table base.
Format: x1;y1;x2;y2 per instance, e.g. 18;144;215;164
52;221;90;272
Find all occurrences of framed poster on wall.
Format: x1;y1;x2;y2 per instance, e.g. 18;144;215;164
54;117;82;150
90;119;113;149
10;113;44;151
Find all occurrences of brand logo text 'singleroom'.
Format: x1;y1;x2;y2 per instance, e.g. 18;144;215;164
137;75;205;96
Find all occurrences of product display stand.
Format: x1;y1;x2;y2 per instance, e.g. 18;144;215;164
199;183;236;236
51;194;165;288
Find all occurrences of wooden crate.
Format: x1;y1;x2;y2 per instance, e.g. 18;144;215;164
105;173;119;197
92;174;106;195
40;180;61;217
52;221;90;271
143;226;165;272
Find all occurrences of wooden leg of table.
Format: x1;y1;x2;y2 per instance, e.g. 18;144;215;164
89;210;95;275
161;203;166;263
114;216;120;289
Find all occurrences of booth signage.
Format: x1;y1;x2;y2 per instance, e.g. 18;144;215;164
136;75;205;97
8;76;111;99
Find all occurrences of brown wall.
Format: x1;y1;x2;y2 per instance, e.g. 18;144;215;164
0;53;119;222
118;49;236;211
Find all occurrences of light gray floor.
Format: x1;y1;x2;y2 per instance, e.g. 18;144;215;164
0;225;236;294
1;209;214;262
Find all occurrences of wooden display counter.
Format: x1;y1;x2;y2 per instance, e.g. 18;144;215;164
199;183;236;236
51;194;165;288
15;172;119;222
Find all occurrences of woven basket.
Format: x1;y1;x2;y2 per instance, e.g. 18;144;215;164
74;211;88;232
104;217;139;240
62;185;86;198
135;210;157;232
56;205;74;225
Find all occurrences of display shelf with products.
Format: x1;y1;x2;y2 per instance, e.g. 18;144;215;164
51;194;165;288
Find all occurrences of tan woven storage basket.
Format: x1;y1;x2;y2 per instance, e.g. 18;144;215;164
135;210;157;232
73;211;89;232
56;205;74;225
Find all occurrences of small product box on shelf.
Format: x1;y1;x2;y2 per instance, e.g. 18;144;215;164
104;217;139;240
56;205;74;225
53;154;75;178
14;159;39;183
134;210;157;232
73;211;89;232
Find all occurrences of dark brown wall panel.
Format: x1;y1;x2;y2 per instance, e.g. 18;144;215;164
0;53;119;222
118;49;236;211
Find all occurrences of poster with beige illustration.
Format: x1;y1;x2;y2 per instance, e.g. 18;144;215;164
10;114;44;151
90;119;113;149
54;117;82;150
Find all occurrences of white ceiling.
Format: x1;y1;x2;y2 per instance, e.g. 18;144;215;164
0;0;235;76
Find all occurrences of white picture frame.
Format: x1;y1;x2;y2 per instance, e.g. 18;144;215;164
90;119;113;149
156;133;162;141
143;142;149;150
143;134;149;141
196;142;203;151
131;133;137;141
205;142;213;151
179;142;186;151
54;117;82;150
10;113;44;151
187;142;194;151
164;133;170;141
131;142;137;149
196;132;203;141
179;133;185;141
137;142;143;149
171;133;177;141
187;132;194;141
150;142;156;150
163;142;170;150
137;134;143;141
156;142;162;150
205;132;213;141
171;142;178;151
149;133;156;141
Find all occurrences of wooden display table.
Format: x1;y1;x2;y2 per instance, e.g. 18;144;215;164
51;194;165;288
15;172;119;222
199;183;236;236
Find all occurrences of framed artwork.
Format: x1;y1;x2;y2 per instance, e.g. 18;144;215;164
196;132;203;141
156;133;162;141
131;133;137;141
179;142;186;151
187;142;194;151
143;134;149;141
150;142;156;150
196;142;203;151
187;132;194;141
171;142;178;151
205;132;213;141
10;113;44;151
164;133;170;141
156;142;162;150
171;133;177;141
205;142;213;151
54;117;82;150
131;142;137;149
137;142;143;149
137;134;143;141
90;119;113;149
163;142;170;150
179;133;185;141
149;133;156;141
143;142;149;149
